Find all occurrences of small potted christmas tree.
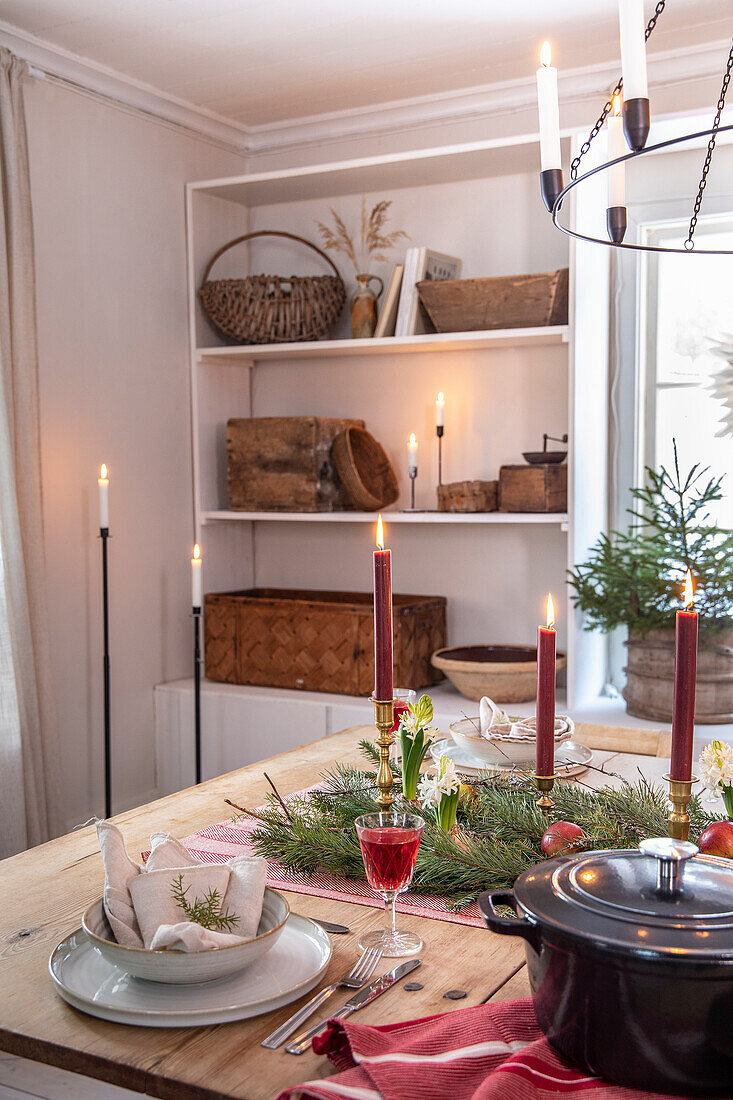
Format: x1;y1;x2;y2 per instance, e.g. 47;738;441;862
569;446;733;723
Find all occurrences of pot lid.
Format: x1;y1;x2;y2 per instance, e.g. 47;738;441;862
515;838;733;957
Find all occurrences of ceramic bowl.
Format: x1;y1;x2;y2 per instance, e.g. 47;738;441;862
432;645;567;703
82;888;289;984
448;718;569;768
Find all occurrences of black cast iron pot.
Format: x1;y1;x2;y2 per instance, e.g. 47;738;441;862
479;838;733;1095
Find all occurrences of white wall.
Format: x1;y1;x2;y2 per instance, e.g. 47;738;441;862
25;78;248;829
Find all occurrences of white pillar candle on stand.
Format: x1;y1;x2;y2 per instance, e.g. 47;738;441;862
536;42;562;171
608;95;626;207
98;464;109;529
407;433;418;474
435;392;445;428
191;543;203;608
618;0;648;100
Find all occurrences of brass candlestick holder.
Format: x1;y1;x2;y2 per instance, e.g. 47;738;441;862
372;697;396;810
534;774;557;816
665;773;698;842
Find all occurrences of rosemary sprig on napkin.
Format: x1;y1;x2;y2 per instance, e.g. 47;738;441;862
170;873;240;933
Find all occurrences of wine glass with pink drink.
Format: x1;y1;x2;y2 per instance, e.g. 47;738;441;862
354;811;424;957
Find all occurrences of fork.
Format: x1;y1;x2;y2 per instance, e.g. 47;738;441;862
261;946;383;1049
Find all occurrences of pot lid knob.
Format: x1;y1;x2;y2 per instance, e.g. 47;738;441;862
639;837;699;898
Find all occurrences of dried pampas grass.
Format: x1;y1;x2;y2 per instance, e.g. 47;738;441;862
317;197;408;274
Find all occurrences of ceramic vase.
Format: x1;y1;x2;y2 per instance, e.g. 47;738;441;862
350;273;384;338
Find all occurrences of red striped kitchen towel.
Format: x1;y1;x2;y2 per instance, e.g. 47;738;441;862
276;998;667;1100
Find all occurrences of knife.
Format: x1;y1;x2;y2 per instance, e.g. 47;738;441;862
285;958;421;1055
311;918;350;935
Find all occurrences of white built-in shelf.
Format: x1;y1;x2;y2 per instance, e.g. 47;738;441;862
197;326;569;365
191;134;572;206
202;510;569;528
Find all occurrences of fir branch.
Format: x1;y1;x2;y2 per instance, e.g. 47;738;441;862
244;763;725;907
170;873;240;933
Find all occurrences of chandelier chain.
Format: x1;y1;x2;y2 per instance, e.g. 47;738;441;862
684;39;733;251
570;1;667;180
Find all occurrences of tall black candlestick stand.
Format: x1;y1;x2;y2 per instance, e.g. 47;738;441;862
193;605;202;785
436;424;444;486
100;527;111;819
409;467;417;510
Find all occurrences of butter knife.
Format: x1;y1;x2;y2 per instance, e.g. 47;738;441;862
312;919;349;935
285;958;421;1055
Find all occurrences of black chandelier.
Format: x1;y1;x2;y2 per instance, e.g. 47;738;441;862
537;0;733;256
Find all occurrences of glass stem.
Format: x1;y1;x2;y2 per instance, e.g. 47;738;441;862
386;892;397;935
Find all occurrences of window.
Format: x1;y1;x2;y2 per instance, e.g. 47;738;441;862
640;219;733;528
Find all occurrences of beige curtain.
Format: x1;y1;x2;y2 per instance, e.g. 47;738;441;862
0;47;61;856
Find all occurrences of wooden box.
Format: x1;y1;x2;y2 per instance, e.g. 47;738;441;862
204;588;447;696
499;464;567;512
437;479;498;512
416;268;569;333
227;416;364;512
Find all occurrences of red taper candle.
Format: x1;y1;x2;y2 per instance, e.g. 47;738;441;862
670;569;698;781
536;593;556;777
373;515;393;701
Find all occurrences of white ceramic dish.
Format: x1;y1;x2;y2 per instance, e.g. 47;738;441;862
82;887;289;984
50;914;331;1027
449;717;569;768
431;737;592;778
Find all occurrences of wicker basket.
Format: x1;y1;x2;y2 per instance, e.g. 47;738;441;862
199;230;346;344
331;426;399;510
204;588;447;696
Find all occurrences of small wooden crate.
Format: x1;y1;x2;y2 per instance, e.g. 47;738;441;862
227;416;364;512
437;480;498;512
416;268;569;333
204;588;447;696
499;465;567;512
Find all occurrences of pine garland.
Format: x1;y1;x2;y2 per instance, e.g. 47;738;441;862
238;744;723;910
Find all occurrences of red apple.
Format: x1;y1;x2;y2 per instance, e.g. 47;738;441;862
541;821;586;857
698;820;733;858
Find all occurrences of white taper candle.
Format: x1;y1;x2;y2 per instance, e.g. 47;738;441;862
98;464;109;529
536;42;562;172
618;0;648;101
191;543;203;608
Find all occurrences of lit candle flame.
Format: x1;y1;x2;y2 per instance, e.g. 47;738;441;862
546;593;555;629
613;92;622;116
99;463;108;481
540;41;552;68
436;391;445;405
193;543;201;561
376;514;384;551
683;568;694;609
409;432;417;445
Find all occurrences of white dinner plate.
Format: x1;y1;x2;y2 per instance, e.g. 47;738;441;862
49;914;331;1027
430;737;593;778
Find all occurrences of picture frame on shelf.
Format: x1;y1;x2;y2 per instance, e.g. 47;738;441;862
374;264;404;338
395;248;462;337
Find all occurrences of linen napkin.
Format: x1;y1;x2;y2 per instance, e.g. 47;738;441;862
479;696;574;744
95;821;267;953
276;998;662;1100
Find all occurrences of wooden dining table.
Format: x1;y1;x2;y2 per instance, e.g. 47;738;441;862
0;721;679;1100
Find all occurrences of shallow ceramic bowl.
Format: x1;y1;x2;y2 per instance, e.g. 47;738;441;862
432;645;567;703
449;718;568;768
82;888;289;984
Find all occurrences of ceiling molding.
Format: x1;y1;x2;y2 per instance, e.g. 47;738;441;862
0;18;728;162
245;38;731;156
0;20;252;155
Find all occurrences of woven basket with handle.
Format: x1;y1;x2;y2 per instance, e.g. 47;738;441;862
199;230;346;344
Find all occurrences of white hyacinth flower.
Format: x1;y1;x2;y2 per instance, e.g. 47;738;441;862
699;740;733;792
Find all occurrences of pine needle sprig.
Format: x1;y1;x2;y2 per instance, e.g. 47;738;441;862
170;873;240;933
